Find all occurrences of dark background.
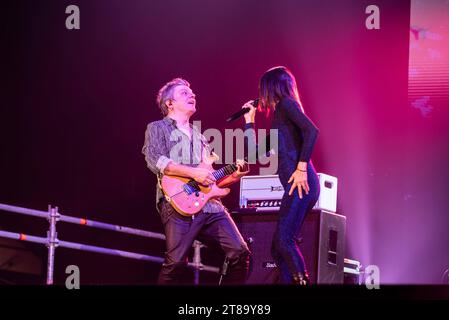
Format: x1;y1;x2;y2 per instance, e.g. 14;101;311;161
1;0;448;284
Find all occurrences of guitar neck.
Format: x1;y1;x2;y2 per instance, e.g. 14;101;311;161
212;164;237;180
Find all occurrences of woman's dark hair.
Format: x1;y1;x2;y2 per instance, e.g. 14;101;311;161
259;66;304;114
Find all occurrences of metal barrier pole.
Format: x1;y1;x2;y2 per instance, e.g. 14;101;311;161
0;203;165;240
46;206;59;285
0;203;49;219
192;240;205;285
0;202;221;281
0;230;165;263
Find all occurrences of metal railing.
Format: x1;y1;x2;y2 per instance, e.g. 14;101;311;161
0;202;220;285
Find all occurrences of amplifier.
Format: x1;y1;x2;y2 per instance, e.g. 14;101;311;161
344;258;362;284
239;173;338;212
239;175;283;212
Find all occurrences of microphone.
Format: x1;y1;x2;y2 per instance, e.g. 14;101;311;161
226;99;259;122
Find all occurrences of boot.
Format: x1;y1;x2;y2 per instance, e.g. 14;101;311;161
220;254;250;285
292;271;310;285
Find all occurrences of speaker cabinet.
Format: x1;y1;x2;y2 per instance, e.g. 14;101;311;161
232;209;346;284
0;237;43;284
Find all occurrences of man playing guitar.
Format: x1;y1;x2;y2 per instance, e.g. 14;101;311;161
142;78;250;284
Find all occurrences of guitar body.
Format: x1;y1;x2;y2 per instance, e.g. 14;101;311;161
161;162;231;216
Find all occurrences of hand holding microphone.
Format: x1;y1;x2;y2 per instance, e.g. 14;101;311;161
242;100;257;124
226;99;259;122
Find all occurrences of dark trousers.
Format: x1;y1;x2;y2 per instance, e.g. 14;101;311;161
272;164;320;283
157;200;250;285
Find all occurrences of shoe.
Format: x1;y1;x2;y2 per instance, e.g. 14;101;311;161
292;271;310;285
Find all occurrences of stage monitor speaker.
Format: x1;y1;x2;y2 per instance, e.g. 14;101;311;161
0;237;43;284
232;209;346;284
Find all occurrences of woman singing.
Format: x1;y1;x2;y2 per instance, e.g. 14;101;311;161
243;66;320;285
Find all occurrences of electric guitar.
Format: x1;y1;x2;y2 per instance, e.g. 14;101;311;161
160;155;247;216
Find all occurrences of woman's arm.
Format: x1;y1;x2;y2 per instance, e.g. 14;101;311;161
242;101;258;163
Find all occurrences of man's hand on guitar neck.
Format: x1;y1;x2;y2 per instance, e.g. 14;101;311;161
216;159;249;188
